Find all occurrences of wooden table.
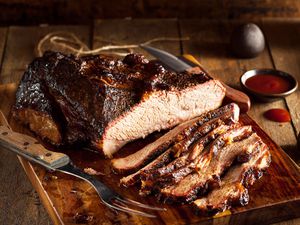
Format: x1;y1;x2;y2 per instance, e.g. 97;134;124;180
0;19;299;225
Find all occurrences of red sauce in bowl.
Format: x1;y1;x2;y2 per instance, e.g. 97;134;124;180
264;108;291;122
245;74;292;94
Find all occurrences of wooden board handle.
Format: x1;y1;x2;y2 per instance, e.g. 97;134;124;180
221;82;251;114
0;125;70;170
183;54;251;113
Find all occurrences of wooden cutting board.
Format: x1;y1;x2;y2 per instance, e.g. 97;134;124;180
1;82;300;225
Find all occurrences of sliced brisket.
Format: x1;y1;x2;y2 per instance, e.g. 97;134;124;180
193;143;271;214
13;51;226;157
120;105;239;187
154;124;236;179
139;124;236;195
120;118;225;187
158;130;260;203
112;103;239;173
113;102;271;214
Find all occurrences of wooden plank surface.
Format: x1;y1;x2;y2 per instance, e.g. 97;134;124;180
0;87;53;224
262;18;300;138
1;84;299;225
2;0;300;25
94;18;181;58
0;28;50;225
0;19;299;225
179;19;299;164
0;27;7;67
179;19;300;225
0;25;90;84
0;25;90;225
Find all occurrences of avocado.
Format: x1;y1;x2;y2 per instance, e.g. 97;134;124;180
230;23;265;58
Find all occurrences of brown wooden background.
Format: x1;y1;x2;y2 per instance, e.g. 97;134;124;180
0;18;299;224
1;0;300;25
0;1;300;224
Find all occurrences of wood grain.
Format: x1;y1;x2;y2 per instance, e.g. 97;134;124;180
1;0;300;25
179;19;299;164
262;18;300;137
0;25;90;225
0;27;7;67
0;83;299;225
0;84;52;225
0;30;50;225
0;125;70;169
93;19;181;59
0;25;90;84
0;19;299;225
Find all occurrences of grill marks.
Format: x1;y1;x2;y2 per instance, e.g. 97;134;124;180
114;103;271;215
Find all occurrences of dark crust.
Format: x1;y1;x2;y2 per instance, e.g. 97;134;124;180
142;118;229;182
157;129;257;203
193;185;249;216
13;51;212;150
193;146;271;215
137;117;241;195
146;124;237;192
12;52;65;144
152;117;237;179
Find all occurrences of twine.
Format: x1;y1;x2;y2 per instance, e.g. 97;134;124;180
36;31;189;57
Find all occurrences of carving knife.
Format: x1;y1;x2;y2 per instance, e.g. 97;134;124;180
140;44;251;113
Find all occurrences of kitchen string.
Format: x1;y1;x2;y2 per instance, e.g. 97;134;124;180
36;31;189;57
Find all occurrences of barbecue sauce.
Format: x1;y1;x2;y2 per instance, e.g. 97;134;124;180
264;108;291;122
245;74;292;94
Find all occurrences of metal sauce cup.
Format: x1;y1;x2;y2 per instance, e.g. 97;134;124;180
240;69;298;102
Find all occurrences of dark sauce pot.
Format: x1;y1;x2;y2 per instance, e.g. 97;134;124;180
240;69;298;102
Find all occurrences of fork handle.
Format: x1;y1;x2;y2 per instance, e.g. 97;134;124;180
0;125;70;170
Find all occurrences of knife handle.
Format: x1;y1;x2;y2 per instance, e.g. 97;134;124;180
0;125;70;170
183;54;251;113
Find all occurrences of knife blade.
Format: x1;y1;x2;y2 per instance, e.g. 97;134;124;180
140;44;191;72
140;45;251;113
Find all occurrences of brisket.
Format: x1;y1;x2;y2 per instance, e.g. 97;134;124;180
13;51;225;157
113;103;271;214
193;143;271;214
139;124;236;195
120;106;239;187
112;103;239;173
158;130;260;203
154;124;236;179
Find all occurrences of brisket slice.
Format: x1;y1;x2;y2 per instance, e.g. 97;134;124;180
13;51;225;157
158;130;260;203
193;143;271;214
112;103;239;174
120;108;239;187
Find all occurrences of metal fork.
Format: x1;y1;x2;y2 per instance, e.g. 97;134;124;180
0;111;165;218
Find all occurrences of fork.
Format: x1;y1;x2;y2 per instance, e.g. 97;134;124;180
0;111;165;218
